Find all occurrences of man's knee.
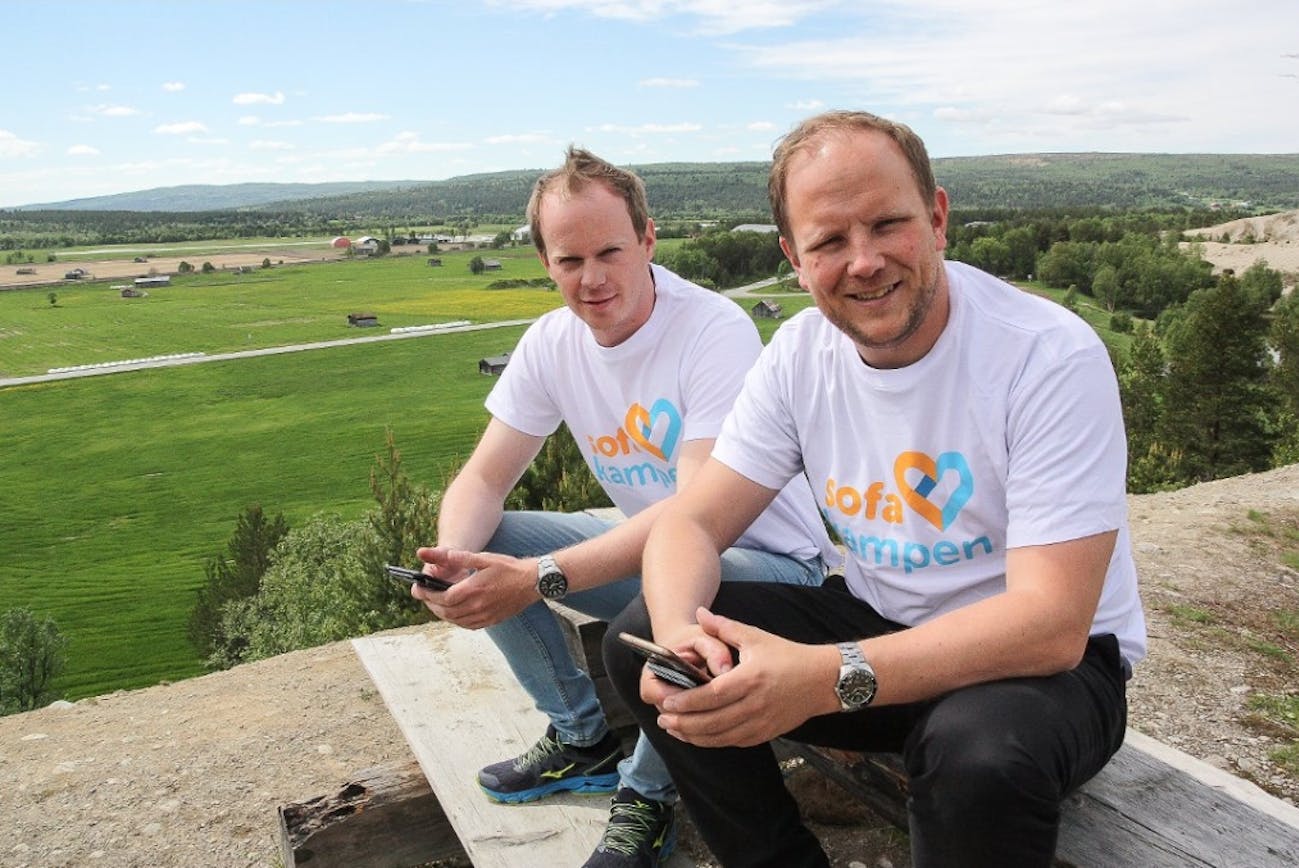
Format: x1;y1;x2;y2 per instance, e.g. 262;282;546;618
907;686;1061;813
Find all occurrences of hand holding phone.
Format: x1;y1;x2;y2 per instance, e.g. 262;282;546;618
384;564;453;592
617;632;711;689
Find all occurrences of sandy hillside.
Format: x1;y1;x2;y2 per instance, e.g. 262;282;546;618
1182;209;1299;281
2;464;1298;868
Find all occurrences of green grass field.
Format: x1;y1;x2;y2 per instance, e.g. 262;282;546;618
0;245;556;377
2;328;526;698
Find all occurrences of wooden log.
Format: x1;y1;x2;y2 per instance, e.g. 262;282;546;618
277;760;466;868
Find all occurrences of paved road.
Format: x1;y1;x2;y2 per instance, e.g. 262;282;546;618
0;319;535;388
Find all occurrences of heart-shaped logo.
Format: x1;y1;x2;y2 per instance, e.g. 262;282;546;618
893;451;974;531
625;399;682;462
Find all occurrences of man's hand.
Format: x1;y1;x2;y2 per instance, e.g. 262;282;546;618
410;546;540;630
647;607;840;748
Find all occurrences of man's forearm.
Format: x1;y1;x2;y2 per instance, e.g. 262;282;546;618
436;472;507;553
641;511;723;641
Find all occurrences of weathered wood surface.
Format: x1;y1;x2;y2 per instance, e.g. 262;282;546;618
344;610;1299;867
351;624;693;868
785;727;1299;867
278;760;464;867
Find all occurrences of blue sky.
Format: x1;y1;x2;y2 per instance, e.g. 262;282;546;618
2;0;1297;208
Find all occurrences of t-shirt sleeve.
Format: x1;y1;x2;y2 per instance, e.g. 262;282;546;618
710;331;806;491
482;321;563;437
675;310;764;443
1004;342;1129;548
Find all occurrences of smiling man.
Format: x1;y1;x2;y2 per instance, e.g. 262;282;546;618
604;111;1148;867
409;147;836;867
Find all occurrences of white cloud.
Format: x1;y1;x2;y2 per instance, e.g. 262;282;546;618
746;121;776;131
0;130;40;158
789;99;824;111
66;144;100;156
484;132;552;145
188;137;230;145
89;104;141;118
154;121;209;135
162;81;186;92
487;0;830;34
316;112;389;124
238;115;261;126
640;77;699;88
233;91;286;105
591;122;703;135
250;140;296;151
376;131;471;154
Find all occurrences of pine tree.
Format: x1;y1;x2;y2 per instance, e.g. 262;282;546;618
1158;276;1278;482
186;504;289;660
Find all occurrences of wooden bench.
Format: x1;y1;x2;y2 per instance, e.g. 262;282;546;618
281;609;1299;867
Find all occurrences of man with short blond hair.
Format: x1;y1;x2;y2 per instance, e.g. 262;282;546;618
412;147;835;867
606;112;1146;867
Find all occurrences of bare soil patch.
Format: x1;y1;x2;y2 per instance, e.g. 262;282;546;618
0;247;347;290
2;465;1298;867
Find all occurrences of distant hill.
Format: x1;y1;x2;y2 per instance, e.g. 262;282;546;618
16;181;426;212
246;153;1299;218
10;153;1299;220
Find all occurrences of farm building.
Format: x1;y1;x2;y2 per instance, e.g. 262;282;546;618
511;225;531;243
330;236;352;249
751;299;784;319
478;353;511;376
732;223;779;234
134;275;171;289
427;258;442;267
482;259;503;271
347;312;380;328
354;236;380;255
64;268;89;280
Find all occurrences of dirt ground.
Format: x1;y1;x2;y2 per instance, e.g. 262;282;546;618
0;246;346;290
3;463;1297;868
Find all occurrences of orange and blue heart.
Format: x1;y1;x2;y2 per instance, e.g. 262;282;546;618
624;399;682;463
894;451;974;531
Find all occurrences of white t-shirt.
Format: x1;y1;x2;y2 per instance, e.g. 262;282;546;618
713;261;1147;667
486;263;835;565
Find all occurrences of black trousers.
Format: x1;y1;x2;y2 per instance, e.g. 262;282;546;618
603;580;1128;868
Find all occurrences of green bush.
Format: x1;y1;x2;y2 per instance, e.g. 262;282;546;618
0;608;67;715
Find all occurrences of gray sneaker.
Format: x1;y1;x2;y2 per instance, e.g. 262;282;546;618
583;786;676;867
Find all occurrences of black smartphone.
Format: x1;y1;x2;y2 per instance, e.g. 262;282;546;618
617;632;712;689
384;564;453;592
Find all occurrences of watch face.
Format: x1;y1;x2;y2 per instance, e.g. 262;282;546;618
837;667;877;710
537;569;567;600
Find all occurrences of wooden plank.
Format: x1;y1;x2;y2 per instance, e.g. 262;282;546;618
353;625;613;868
277;760;465;868
785;733;1299;867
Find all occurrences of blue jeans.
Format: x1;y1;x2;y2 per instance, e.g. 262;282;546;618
481;510;825;803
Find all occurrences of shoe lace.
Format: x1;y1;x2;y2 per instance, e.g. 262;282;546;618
513;732;565;772
599;797;662;856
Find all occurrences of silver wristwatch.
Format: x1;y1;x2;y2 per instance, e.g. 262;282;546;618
834;641;878;711
536;554;568;601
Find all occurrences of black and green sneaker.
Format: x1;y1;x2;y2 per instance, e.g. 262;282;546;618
477;724;624;803
583;787;676;867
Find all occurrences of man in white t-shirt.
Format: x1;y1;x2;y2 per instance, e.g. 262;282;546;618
605;112;1147;867
409;147;836;868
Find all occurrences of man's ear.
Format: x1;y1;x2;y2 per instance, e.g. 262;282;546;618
779;235;808;290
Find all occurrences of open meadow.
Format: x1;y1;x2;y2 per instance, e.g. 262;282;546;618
0;237;799;701
2;243;570;698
